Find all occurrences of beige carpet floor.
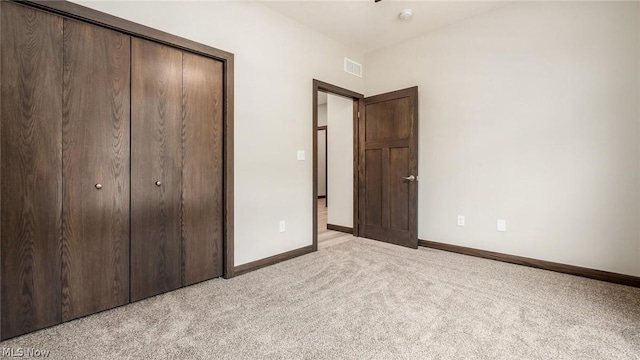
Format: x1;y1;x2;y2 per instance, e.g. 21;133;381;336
2;238;639;359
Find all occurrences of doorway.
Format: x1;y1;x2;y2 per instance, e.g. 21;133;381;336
312;80;419;251
312;80;363;251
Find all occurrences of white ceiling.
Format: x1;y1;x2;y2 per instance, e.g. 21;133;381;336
259;0;515;53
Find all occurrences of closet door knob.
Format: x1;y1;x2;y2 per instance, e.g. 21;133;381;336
95;183;103;190
155;181;162;187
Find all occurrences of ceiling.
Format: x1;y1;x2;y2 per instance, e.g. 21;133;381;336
259;0;515;53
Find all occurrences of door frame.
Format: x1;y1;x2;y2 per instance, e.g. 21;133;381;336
312;79;364;251
16;0;236;279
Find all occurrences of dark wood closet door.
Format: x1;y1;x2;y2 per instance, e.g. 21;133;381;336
182;52;224;285
0;2;63;340
131;38;183;301
61;19;130;321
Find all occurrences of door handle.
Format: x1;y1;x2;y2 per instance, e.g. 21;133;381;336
402;175;416;182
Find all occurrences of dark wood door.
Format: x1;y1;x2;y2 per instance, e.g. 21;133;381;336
359;87;418;248
131;38;183;301
182;52;224;285
0;2;63;340
61;19;130;321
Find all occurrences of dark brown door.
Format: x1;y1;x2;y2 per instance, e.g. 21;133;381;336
130;38;183;301
61;19;130;321
182;52;224;285
359;87;418;248
1;2;63;340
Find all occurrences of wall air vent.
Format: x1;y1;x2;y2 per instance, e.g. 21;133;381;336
344;58;362;78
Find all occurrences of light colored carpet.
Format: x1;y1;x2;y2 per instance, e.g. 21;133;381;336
2;238;639;359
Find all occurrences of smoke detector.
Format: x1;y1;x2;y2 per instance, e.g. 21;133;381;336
399;9;413;21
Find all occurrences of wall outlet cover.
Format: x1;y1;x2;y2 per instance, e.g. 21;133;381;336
497;219;506;232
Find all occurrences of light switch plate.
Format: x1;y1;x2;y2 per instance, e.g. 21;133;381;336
497;219;506;232
297;150;305;161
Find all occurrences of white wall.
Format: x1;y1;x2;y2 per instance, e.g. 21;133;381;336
365;1;640;276
318;103;327;127
72;0;365;266
327;94;354;228
318;103;327;196
318;129;327;197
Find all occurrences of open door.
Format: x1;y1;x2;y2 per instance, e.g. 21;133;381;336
359;87;418;248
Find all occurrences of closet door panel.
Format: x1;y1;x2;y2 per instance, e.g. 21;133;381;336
131;38;183;301
61;19;130;321
0;2;63;339
182;53;224;285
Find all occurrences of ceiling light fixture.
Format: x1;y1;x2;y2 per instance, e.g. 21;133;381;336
399;9;413;21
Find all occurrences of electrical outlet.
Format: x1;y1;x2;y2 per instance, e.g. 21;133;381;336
497;219;506;232
279;220;286;232
297;150;305;161
457;215;465;227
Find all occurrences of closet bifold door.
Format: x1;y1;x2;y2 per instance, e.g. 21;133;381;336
1;2;63;340
61;19;130;321
131;38;183;301
182;53;224;285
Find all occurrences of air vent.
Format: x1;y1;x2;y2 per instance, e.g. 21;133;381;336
344;58;362;78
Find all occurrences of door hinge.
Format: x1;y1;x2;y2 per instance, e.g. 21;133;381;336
357;112;360;118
